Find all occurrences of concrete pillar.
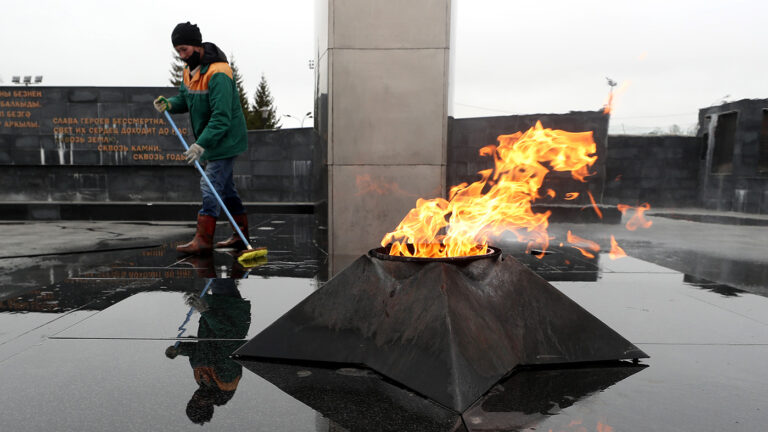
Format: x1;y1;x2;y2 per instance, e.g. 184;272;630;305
315;0;452;274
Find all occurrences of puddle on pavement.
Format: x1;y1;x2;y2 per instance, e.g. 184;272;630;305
0;338;324;432
52;277;315;340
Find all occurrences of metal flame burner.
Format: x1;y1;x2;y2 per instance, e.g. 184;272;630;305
235;244;648;412
370;245;502;263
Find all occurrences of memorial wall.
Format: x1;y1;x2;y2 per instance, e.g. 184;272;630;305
0;86;318;218
0;86;191;166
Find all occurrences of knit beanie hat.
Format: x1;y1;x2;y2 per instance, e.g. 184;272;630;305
171;22;202;47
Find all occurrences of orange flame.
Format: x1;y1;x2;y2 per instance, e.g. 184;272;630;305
609;235;627;259
382;121;597;257
603;81;631;115
587;190;603;220
564;192;579;200
603;92;614;115
617;202;653;231
567;230;601;259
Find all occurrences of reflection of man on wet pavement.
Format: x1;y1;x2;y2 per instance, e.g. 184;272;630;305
165;279;251;425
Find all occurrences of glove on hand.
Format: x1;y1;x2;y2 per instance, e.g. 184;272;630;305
153;96;170;112
184;293;209;312
184;143;205;165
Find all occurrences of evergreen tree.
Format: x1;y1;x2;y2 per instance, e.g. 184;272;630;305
169;52;185;87
230;55;251;120
249;74;280;130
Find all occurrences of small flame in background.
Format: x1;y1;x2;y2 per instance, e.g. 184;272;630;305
567;230;601;259
609;235;627;259
603;94;614;115
381;121;652;259
587;190;603;220
617;203;653;231
602;81;631;115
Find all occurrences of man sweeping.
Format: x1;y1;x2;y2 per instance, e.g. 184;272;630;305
154;22;250;255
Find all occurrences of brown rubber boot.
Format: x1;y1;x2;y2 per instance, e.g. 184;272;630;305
215;213;249;250
177;214;216;255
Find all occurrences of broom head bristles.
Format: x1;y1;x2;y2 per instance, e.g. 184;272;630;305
237;247;268;267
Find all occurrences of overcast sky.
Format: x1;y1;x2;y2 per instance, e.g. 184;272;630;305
2;0;766;134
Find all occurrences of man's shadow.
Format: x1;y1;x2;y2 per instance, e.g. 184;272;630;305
165;278;251;425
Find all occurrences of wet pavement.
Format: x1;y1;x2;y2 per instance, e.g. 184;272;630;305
1;212;767;431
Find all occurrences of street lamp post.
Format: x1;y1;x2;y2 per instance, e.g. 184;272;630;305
11;75;43;86
282;111;313;127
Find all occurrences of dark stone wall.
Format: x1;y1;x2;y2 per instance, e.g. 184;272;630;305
447;111;609;207
0;128;316;203
239;128;316;202
603;135;702;207
696;98;768;213
0;86;318;205
7;85;765;216
1;165;195;202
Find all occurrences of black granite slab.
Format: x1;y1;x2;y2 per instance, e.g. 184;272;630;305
2;211;768;431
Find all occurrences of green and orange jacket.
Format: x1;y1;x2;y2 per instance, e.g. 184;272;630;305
167;43;247;162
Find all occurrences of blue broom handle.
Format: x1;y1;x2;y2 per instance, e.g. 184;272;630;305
164;111;251;249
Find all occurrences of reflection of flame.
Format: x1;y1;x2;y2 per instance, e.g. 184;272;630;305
549;419;614;432
617;202;652;231
609;235;626;259
355;174;416;197
382;121;597;257
564;192;579;200
597;421;614;432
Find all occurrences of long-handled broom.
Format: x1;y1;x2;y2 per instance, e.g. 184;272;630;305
164;111;267;267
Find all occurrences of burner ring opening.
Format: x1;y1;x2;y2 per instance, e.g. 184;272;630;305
369;245;502;263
